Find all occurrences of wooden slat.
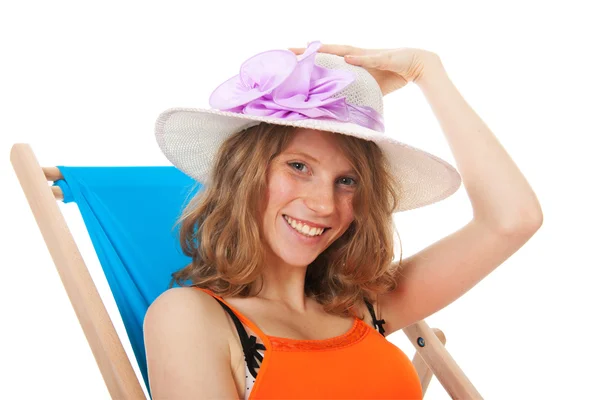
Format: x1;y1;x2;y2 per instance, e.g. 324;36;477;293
51;185;64;201
404;320;482;399
43;166;63;181
10;143;145;400
412;327;446;395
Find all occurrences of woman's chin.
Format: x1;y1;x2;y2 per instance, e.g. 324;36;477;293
279;252;319;269
266;246;320;269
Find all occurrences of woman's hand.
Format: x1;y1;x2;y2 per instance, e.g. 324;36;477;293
289;44;442;96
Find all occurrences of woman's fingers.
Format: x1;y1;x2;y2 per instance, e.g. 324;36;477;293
288;45;394;73
318;44;362;56
288;44;363;57
345;52;389;69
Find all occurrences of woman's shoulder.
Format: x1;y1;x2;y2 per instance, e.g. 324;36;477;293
144;287;235;343
145;287;225;324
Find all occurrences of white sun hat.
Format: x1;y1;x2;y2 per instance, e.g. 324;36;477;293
155;41;462;212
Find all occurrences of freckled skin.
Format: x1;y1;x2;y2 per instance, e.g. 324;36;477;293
261;128;357;271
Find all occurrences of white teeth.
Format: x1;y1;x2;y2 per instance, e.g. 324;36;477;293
284;215;326;237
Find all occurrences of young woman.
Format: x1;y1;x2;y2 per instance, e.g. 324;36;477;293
144;41;543;399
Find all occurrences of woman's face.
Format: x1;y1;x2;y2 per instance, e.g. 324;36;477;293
261;128;357;270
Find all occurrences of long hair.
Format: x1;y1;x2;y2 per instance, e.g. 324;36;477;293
170;122;403;317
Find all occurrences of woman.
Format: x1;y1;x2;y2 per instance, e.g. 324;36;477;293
144;41;543;399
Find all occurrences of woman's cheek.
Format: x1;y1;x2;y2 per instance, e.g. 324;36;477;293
269;169;299;202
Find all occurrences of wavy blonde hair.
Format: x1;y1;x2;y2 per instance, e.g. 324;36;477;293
170;122;403;317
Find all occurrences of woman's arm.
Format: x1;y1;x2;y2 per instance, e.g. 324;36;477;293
416;59;543;229
379;57;543;335
144;287;240;399
292;43;543;335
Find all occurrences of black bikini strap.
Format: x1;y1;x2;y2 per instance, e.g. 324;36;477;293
364;298;386;337
213;298;265;379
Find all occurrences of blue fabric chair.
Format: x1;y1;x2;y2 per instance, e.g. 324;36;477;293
53;166;202;395
11;143;481;399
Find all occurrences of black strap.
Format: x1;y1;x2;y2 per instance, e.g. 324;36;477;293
364;298;386;337
213;298;265;379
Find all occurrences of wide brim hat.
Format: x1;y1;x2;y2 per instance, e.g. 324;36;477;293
155;41;462;212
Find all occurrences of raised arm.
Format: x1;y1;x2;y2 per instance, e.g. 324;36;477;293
380;56;543;334
298;43;543;334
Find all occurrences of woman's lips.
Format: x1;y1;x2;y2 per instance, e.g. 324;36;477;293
282;215;329;243
282;214;331;230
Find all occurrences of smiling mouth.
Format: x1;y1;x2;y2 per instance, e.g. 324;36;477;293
282;214;331;237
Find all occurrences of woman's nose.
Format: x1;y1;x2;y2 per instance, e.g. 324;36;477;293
304;182;335;215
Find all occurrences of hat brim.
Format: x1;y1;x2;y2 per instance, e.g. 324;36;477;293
155;107;462;212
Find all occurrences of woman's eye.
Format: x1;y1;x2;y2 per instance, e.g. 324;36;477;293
287;162;356;186
338;177;357;186
288;162;308;173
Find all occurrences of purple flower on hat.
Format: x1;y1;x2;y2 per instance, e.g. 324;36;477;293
209;41;381;128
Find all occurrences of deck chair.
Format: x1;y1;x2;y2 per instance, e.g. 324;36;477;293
11;143;483;399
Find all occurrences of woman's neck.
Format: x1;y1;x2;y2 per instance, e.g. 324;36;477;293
251;263;311;313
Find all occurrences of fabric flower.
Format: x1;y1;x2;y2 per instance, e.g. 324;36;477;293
209;41;356;122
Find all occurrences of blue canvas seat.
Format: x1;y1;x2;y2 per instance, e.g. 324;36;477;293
53;166;202;395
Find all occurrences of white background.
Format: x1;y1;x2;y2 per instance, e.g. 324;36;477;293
2;1;598;399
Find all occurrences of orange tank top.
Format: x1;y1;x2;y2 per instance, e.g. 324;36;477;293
197;288;423;399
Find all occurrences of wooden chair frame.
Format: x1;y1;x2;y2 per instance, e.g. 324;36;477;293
11;143;483;399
